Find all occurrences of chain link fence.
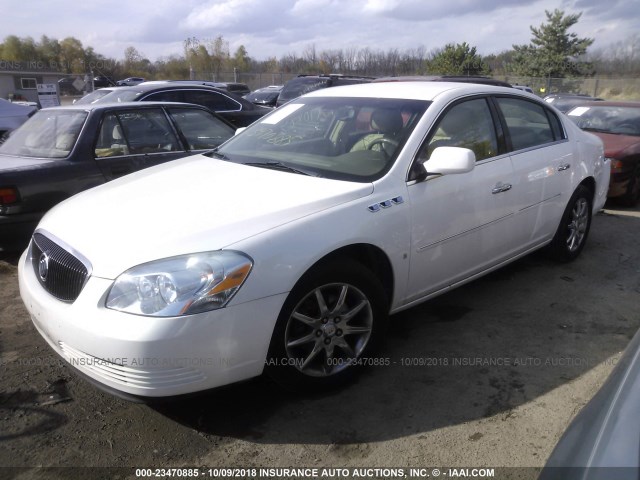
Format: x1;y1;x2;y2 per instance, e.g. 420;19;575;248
497;76;640;99
56;71;640;101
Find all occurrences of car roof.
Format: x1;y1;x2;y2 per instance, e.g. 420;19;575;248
303;81;523;101
294;74;375;80
39;101;213;112
372;75;513;88
110;82;230;94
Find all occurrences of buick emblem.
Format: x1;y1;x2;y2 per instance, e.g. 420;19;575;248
38;251;50;282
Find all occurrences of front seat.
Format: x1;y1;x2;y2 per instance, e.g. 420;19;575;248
350;108;404;155
111;124;129;155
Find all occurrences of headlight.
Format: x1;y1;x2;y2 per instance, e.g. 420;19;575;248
105;251;253;317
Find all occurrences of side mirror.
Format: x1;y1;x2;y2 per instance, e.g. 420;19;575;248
425;147;476;175
234;127;246;136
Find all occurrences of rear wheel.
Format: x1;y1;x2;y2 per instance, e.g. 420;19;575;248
547;185;592;262
266;259;388;391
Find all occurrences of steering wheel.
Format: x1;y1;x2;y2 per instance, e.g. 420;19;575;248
367;137;400;158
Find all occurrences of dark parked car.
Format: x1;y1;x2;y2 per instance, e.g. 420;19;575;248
57;77;81;96
214;82;251;96
539;327;640;479
0;102;235;250
567;101;640;205
244;85;282;108
116;77;145;86
276;74;375;107
144;80;251;96
0;99;36;138
543;93;603;113
93;75;115;88
91;82;269;127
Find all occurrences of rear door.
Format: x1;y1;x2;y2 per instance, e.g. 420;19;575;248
93;107;187;180
493;96;573;248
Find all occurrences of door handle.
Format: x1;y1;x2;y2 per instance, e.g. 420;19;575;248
558;163;571;171
492;183;512;194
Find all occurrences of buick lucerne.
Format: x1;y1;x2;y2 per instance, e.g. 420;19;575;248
18;82;609;398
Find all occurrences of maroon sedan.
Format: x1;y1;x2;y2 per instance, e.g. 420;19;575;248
567;101;640;205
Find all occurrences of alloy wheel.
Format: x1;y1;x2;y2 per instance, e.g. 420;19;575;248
284;282;373;377
566;197;589;252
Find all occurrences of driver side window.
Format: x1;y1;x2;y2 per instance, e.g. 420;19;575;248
418;98;498;162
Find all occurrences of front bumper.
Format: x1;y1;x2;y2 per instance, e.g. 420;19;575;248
18;249;286;398
0;212;42;251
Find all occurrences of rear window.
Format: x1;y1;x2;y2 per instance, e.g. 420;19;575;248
0;110;87;158
278;78;331;105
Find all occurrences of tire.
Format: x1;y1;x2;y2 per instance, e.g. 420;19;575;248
265;259;389;391
547;185;593;262
618;168;640;207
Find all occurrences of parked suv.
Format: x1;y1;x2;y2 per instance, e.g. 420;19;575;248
90;82;269;127
276;74;375;107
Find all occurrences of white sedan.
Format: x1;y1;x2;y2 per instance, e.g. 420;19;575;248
19;82;609;398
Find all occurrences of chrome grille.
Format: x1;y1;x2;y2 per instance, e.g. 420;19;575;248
31;232;90;302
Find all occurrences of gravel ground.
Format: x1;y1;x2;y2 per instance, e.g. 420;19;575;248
1;204;639;480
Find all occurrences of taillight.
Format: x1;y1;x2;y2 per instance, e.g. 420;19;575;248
609;158;624;172
0;187;19;205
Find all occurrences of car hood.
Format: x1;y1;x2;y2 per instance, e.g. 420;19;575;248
587;132;640;158
37;154;373;278
0;154;57;172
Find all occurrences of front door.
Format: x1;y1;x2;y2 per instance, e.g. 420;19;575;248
404;97;518;304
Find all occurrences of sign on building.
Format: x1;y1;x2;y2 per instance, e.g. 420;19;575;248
37;83;60;108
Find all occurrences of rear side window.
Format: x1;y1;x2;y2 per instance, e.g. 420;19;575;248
496;97;562;151
144;91;184;103
95;109;181;157
183;91;240;112
168;108;234;150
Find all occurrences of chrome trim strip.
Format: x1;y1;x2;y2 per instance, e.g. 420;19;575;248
417;212;514;252
517;193;562;212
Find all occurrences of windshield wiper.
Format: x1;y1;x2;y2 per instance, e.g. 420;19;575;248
204;148;230;160
243;161;316;176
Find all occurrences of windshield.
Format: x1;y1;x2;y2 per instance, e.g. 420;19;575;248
0;110;88;158
214;96;430;182
568;105;640;136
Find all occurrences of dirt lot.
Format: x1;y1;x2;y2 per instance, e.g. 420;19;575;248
1;205;639;480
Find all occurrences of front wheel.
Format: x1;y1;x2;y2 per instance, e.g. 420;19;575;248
547;185;593;262
266;259;388;391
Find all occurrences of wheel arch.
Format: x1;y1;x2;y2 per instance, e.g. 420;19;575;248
294;243;395;308
578;176;596;199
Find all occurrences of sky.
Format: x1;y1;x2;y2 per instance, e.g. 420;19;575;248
1;0;638;62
